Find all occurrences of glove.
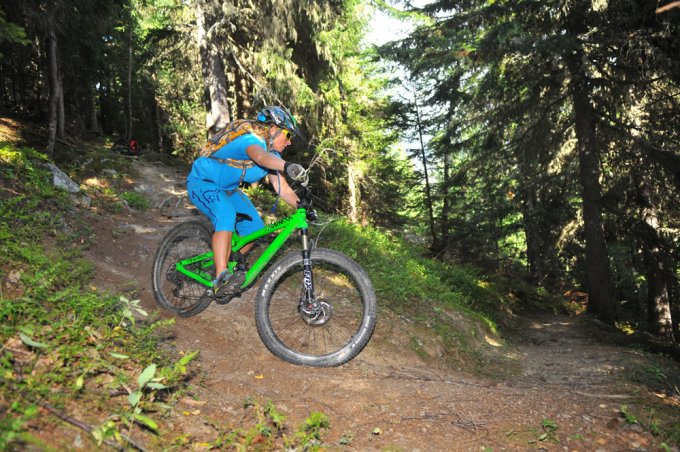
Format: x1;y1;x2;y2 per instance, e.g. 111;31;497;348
284;162;306;181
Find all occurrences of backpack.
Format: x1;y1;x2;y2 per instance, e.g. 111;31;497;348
199;120;258;157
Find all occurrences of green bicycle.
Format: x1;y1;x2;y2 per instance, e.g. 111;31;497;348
151;178;377;367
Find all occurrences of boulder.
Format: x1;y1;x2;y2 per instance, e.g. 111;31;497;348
46;163;80;193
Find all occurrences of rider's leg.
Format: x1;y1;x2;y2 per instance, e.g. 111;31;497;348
212;230;232;277
230;189;265;253
186;180;237;281
239;242;256;255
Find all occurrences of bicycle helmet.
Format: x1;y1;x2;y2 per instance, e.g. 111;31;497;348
255;106;302;138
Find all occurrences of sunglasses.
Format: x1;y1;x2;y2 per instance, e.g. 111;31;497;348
282;129;293;141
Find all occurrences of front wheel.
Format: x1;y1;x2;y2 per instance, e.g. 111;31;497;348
255;248;377;367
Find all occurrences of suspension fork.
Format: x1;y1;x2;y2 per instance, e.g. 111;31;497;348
300;228;316;305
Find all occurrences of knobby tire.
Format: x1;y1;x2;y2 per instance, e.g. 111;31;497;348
255;248;377;367
151;221;214;317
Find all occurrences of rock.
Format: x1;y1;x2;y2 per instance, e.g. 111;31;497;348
119;224;158;234
134;183;153;194
70;193;91;208
6;269;21;285
46;163;80;193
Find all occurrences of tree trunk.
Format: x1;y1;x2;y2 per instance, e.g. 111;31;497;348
98;79;108;134
234;60;252;118
522;188;545;282
46;10;59;157
438;151;450;252
149;70;163;151
338;76;349;123
126;26;133;141
518;135;547;282
566;50;615;324
347;163;359;224
88;83;99;132
195;0;231;135
637;176;675;340
57;73;65;139
413;92;437;247
644;252;674;340
154;96;163;151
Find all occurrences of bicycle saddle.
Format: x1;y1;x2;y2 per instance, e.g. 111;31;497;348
235;213;253;223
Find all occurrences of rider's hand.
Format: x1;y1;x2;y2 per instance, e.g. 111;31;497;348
284;162;306;181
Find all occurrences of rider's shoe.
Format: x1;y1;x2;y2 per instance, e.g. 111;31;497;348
213;269;246;299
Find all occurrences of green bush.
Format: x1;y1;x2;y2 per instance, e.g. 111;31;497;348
121;191;150;210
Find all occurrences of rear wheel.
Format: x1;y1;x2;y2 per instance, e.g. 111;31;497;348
151;221;214;317
255;248;377;367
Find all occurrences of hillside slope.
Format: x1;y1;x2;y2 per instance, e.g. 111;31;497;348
75;155;677;450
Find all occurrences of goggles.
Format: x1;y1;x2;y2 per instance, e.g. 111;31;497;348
282;129;293;141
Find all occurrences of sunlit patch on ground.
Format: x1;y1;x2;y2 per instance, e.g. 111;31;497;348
82;177;111;189
0;118;22;142
485;335;501;347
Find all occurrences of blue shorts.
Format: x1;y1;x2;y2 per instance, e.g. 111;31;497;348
187;179;264;235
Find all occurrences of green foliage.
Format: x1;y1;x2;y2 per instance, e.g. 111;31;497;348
0;144;91;293
290;411;330;449
316;217;531;374
536;419;560;444
620;404;638;424
319;219;508;321
615;400;680;445
381;0;680;331
121;191;150;210
210;398;331;451
0;143;197;449
0;7;29;50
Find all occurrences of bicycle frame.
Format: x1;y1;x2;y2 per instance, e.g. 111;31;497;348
174;208;309;290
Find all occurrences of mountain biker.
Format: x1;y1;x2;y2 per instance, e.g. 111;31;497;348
186;106;306;298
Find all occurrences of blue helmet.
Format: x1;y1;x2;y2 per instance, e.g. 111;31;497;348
256;106;302;138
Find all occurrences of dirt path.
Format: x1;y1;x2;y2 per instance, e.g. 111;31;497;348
83;158;672;451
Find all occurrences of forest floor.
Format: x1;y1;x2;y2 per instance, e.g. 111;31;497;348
62;155;680;450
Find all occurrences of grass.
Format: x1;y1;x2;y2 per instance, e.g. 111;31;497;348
0;142;197;449
121;191;151;210
308;217;535;375
0;141;340;450
206;397;331;451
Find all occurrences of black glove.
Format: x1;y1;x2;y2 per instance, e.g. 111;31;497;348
284;162;306;180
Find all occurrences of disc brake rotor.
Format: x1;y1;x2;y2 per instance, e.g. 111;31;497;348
300;300;333;326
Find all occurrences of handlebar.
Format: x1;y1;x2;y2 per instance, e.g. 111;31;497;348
291;177;317;221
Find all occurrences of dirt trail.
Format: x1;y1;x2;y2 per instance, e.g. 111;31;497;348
83;158;672;451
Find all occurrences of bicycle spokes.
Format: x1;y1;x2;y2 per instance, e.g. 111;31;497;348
264;258;365;358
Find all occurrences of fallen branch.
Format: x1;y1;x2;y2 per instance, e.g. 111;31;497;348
401;411;489;437
572;391;633;399
656;1;680;13
38;400;147;451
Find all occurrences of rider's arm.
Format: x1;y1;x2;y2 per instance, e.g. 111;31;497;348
246;144;285;171
269;173;300;208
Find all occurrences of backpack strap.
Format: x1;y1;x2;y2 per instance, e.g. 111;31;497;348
208;156;254;169
208;156;254;188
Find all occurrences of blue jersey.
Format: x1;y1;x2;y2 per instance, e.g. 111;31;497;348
187;133;281;190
